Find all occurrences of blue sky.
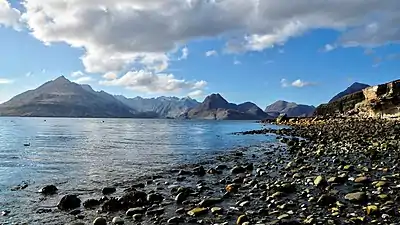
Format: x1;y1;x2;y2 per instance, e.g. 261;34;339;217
0;0;399;108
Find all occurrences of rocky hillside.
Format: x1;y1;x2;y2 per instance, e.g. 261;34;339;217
0;76;138;118
115;96;199;118
185;94;270;120
329;82;370;103
315;79;400;118
265;100;315;117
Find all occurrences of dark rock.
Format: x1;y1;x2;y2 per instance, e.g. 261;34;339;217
57;195;81;210
193;166;206;176
83;199;100;208
39;185;58;195
198;198;223;207
93;217;107;225
147;193;163;203
126;207;146;216
231;166;246;174
145;207;165;216
102;187;116;195
102;198;122;212
69;209;81;215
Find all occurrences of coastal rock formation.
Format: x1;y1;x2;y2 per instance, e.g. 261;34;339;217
329;82;370;103
315;79;400;118
265;100;315;117
185;94;270;120
0;76;138;118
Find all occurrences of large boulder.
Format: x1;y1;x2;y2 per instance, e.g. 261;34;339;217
57;195;81;210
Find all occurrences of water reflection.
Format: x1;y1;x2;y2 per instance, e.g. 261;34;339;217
0;118;278;223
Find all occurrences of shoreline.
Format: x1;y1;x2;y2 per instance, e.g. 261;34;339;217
3;117;400;225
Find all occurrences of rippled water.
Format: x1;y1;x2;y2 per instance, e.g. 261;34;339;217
0;118;278;224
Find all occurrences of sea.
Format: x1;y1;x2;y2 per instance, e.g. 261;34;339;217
0;118;280;224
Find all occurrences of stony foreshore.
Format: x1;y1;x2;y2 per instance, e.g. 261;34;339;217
5;118;400;225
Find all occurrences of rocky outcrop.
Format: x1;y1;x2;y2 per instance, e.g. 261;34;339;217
315;79;400;118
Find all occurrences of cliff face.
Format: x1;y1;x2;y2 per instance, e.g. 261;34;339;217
315;79;400;118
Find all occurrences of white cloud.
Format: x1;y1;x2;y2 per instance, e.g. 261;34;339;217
25;72;33;77
281;78;289;88
205;50;218;57
0;78;13;84
324;44;336;52
291;79;315;88
19;0;400;77
188;90;204;98
0;0;21;29
103;72;117;80
71;71;85;77
178;47;189;60
99;70;207;94
281;78;315;88
265;60;274;64
234;59;242;65
73;76;93;84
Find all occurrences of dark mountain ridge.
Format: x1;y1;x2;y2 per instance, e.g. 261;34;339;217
265;100;315;117
186;94;270;120
0;76;137;118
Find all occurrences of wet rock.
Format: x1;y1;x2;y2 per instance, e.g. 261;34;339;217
216;165;228;170
36;208;52;214
102;198;122;212
187;207;208;216
345;192;367;203
231;166;246;174
175;192;187;204
236;215;248;225
1;210;10;216
193;166;206;176
226;184;239;193
39;185;58;195
132;214;143;221
147;193;163;203
314;175;327;187
102;187;116;195
198;198;223;207
211;207;223;214
317;194;336;206
112;217;124;225
126;207;146;216
167;216;184;224
69;209;81;215
146;207;165;216
354;176;370;184
57;194;81;210
366;205;379;215
93;217;107;225
83;199;100;208
375;181;388;188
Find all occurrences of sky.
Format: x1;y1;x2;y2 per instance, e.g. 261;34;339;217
0;0;399;108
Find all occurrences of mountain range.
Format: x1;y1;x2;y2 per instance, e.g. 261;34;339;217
0;76;317;119
265;100;315;118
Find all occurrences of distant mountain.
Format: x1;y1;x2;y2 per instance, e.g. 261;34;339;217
265;100;315;117
185;93;270;120
329;82;370;103
0;76;138;118
115;95;200;118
